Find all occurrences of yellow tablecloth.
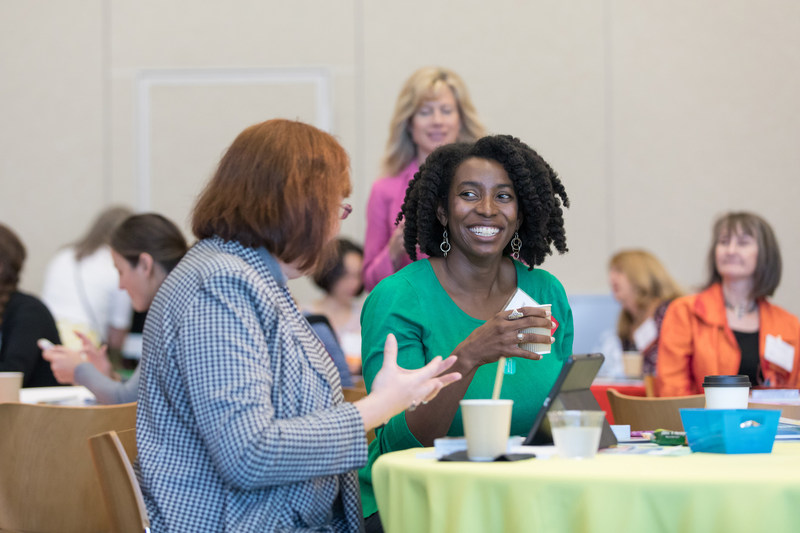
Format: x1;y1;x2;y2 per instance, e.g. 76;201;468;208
372;442;800;533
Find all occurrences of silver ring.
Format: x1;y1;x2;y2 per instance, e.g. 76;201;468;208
516;332;525;342
508;308;524;320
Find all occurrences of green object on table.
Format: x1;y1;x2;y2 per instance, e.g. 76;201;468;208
652;428;687;446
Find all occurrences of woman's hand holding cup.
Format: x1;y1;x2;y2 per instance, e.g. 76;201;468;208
454;306;554;371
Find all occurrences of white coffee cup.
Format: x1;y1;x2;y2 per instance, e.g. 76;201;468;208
547;410;606;459
519;304;552;355
460;399;513;461
0;372;24;403
703;375;751;409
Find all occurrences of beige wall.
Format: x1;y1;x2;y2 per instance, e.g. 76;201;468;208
2;0;799;314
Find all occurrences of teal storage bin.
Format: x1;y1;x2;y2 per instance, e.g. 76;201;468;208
679;408;779;454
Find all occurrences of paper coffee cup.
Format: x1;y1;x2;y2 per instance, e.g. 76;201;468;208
622;351;643;378
703;375;751;409
460;399;513;461
519;304;551;354
0;372;24;403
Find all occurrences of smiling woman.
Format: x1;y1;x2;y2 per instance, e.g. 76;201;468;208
358;135;574;532
657;212;800;396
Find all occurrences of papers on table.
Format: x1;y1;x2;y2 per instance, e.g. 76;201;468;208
776;417;800;440
20;386;97;406
751;389;800;401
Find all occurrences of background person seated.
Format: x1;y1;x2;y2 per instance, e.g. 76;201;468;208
42;213;188;404
0;223;61;387
41;206;133;353
657;212;800;396
598;250;682;383
306;237;365;379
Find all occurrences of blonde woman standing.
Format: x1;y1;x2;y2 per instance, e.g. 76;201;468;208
363;66;485;291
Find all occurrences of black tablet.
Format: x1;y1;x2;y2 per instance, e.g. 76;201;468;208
524;353;617;448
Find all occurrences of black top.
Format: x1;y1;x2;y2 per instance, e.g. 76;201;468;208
0;291;61;387
733;329;760;387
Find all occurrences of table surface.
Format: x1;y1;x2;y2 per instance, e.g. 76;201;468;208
19;385;96;405
373;442;800;533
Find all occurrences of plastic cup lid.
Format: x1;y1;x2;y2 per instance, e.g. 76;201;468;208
702;375;751;388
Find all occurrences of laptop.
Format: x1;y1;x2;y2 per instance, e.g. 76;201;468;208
524;353;617;448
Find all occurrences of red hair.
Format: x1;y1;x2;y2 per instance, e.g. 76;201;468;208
192;119;351;272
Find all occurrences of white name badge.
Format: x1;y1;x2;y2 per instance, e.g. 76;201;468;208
633;318;658;351
764;334;795;373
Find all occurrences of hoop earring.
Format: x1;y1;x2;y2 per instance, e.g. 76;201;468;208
510;232;522;260
440;230;451;258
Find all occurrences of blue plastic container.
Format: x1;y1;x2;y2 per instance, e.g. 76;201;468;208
679;408;780;454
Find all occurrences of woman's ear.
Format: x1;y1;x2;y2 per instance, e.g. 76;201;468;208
137;252;155;277
436;204;447;227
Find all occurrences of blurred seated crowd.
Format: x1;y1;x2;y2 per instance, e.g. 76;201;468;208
1;64;798;532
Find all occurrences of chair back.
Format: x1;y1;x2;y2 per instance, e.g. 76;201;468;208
0;401;137;533
606;389;705;431
342;382;367;403
89;429;150;533
341;382;375;443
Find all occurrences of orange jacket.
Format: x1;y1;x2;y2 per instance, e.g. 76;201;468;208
657;283;800;396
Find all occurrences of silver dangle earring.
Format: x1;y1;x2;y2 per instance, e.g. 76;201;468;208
440;229;451;257
510;232;522;260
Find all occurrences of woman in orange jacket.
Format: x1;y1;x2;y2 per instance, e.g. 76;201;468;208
657;212;800;396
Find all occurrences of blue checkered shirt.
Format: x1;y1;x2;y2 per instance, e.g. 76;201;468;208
136;237;368;532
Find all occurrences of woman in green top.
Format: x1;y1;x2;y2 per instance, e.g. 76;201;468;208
359;135;574;532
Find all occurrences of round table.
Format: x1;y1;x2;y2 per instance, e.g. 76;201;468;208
373;442;800;533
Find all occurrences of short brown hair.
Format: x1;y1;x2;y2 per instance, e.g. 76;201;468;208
705;211;781;299
192;119;351;272
111;213;188;274
312;238;364;295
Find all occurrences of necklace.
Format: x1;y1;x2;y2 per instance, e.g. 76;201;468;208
724;298;757;319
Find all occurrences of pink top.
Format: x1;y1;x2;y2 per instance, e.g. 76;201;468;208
362;161;421;291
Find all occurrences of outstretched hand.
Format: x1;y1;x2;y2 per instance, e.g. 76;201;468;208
354;334;461;431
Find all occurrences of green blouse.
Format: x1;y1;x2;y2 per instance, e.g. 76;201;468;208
358;259;574;517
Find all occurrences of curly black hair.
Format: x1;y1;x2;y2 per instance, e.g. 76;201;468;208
398;135;569;268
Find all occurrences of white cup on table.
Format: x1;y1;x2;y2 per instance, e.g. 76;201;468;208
0;372;23;403
460;399;513;461
703;375;751;409
548;410;605;459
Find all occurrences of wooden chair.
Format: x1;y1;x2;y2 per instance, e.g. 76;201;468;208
342;381;367;403
341;382;375;443
606;389;705;431
89;429;150;533
0;401;137;533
